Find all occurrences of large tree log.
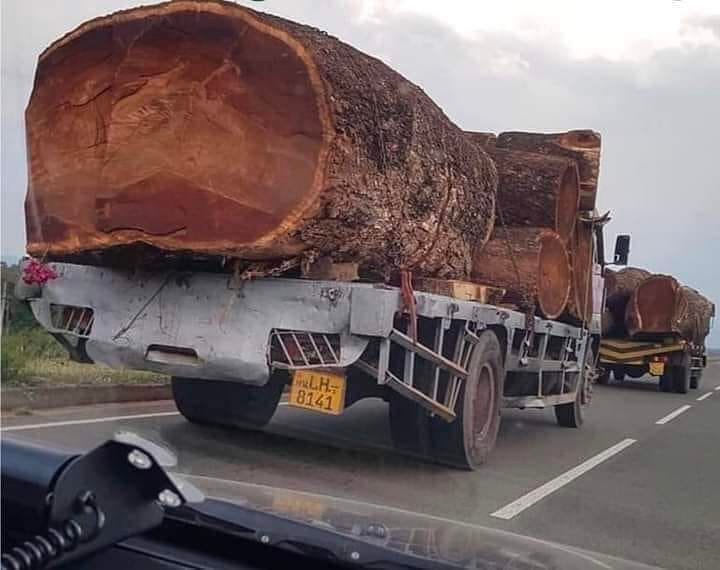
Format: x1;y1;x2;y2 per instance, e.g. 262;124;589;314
496;130;600;211
471;227;570;319
24;0;497;279
564;219;593;324
483;148;579;243
625;274;688;338
604;266;651;336
679;287;715;347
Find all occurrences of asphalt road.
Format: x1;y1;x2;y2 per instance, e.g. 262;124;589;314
3;362;720;570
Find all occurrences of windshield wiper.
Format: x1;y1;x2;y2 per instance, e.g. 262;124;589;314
167;498;460;570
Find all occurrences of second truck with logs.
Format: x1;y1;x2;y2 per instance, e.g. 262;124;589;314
598;269;715;393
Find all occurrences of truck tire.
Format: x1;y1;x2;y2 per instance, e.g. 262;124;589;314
612;367;626;381
427;330;505;470
596;368;610;385
172;373;286;430
555;347;594;428
690;369;703;390
658;372;673;392
671;352;691;394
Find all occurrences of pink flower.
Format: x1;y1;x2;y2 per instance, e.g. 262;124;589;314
22;259;58;285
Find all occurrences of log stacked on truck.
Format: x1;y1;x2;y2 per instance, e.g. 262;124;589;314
495;130;601;211
471;227;571;319
24;0;497;279
604;268;715;347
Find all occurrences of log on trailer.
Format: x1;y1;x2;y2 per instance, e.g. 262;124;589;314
471;227;570;319
564;219;593;324
496;130;600;211
604;266;651;337
625;274;688;338
482;148;580;243
24;0;497;279
679;287;715;347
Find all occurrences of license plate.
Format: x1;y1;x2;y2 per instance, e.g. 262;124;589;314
289;370;346;415
649;362;665;376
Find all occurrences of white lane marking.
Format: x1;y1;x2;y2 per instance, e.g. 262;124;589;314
490;438;637;520
696;392;713;401
1;411;180;432
655;404;692;425
1;402;290;432
715;385;720;392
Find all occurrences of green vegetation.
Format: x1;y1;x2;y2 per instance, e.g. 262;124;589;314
1;262;167;387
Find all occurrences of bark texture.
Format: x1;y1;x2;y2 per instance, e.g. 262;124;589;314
496;130;600;211
564;219;593;324
604;267;651;336
679;287;715;347
25;0;496;278
488;148;579;243
471;227;570;319
625;274;688;338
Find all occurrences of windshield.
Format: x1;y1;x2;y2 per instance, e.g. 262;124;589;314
1;2;718;569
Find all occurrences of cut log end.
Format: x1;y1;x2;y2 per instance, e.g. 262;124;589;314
26;2;331;257
626;274;686;337
537;232;572;319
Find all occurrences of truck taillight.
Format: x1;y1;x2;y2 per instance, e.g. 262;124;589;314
652;355;668;363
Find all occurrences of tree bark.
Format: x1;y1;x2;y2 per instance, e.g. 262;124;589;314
625;274;688;338
471;227;570;319
679;287;715;347
604;267;651;336
496;130;600;211
24;0;496;279
482;148;579;243
564;219;593;324
465;131;496;149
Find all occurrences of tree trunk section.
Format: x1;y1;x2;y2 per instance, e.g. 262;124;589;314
465;131;497;149
496;130;600;211
471;227;570;319
24;0;496;279
679;287;715;347
625;274;688;338
564;219;593;324
604;267;651;336
485;148;579;243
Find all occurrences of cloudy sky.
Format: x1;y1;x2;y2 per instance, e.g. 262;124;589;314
2;0;719;344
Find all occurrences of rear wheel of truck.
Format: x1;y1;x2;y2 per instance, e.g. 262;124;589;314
428;329;505;470
555;347;594;428
612;366;626;381
672;362;691;394
658;372;674;392
596;368;610;385
690;369;703;390
172;373;286;430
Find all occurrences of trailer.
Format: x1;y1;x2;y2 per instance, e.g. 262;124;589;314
598;336;707;393
17;259;601;470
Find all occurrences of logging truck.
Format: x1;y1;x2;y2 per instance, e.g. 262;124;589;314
15;225;625;470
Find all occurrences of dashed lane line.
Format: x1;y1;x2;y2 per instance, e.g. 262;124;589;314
655;404;692;425
696;392;713;401
490;438;637;520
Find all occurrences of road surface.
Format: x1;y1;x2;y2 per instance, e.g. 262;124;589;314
3;362;720;570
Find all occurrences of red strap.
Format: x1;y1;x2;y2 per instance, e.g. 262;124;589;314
400;270;418;342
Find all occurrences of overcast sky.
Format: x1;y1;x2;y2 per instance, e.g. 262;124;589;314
2;0;719;344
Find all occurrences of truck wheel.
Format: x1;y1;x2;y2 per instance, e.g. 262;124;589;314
427;330;504;470
555;347;594;428
612;367;626;381
658;373;673;392
672;363;691;394
690;369;703;390
172;373;286;430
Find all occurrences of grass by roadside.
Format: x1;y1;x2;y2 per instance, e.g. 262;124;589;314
1;326;168;387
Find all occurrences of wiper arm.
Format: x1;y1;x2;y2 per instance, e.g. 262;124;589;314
168;498;460;570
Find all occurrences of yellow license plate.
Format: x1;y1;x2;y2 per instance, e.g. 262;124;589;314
649;362;665;376
289;370;346;415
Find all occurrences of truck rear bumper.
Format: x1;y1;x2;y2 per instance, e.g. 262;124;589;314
25;263;397;385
